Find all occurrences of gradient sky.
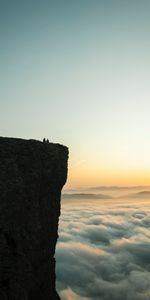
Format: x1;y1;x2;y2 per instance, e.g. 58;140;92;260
1;0;150;188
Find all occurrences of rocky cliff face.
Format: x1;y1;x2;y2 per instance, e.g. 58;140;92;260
0;137;68;300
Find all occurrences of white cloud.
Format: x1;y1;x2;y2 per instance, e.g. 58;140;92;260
56;199;150;300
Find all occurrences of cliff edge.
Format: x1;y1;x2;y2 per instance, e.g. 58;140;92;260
0;137;68;300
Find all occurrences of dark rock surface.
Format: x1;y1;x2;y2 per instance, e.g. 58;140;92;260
0;137;68;300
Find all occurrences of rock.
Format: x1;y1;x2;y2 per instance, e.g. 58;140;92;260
0;137;68;300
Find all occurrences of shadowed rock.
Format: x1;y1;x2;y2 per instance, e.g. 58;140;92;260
0;137;68;300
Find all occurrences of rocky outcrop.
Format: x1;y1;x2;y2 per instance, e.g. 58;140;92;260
0;137;68;300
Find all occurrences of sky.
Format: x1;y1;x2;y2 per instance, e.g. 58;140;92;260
1;0;150;188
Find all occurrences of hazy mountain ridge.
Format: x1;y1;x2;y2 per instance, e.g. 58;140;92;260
120;191;150;199
62;193;113;199
64;186;150;193
87;186;150;191
62;190;150;200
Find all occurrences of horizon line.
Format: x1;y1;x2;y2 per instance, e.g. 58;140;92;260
64;185;150;190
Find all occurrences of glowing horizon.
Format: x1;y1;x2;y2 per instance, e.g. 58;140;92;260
65;165;150;189
1;1;150;189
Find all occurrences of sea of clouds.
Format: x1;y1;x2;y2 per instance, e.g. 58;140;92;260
56;198;150;300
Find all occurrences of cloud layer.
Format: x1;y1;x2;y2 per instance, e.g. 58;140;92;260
56;198;150;300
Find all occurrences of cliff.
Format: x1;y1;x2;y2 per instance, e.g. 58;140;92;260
0;137;68;300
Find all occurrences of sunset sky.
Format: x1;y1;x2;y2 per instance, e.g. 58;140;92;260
1;0;150;188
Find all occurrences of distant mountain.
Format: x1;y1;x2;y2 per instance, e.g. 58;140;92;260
87;186;150;191
62;190;150;200
62;193;113;199
120;191;150;199
63;186;150;195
